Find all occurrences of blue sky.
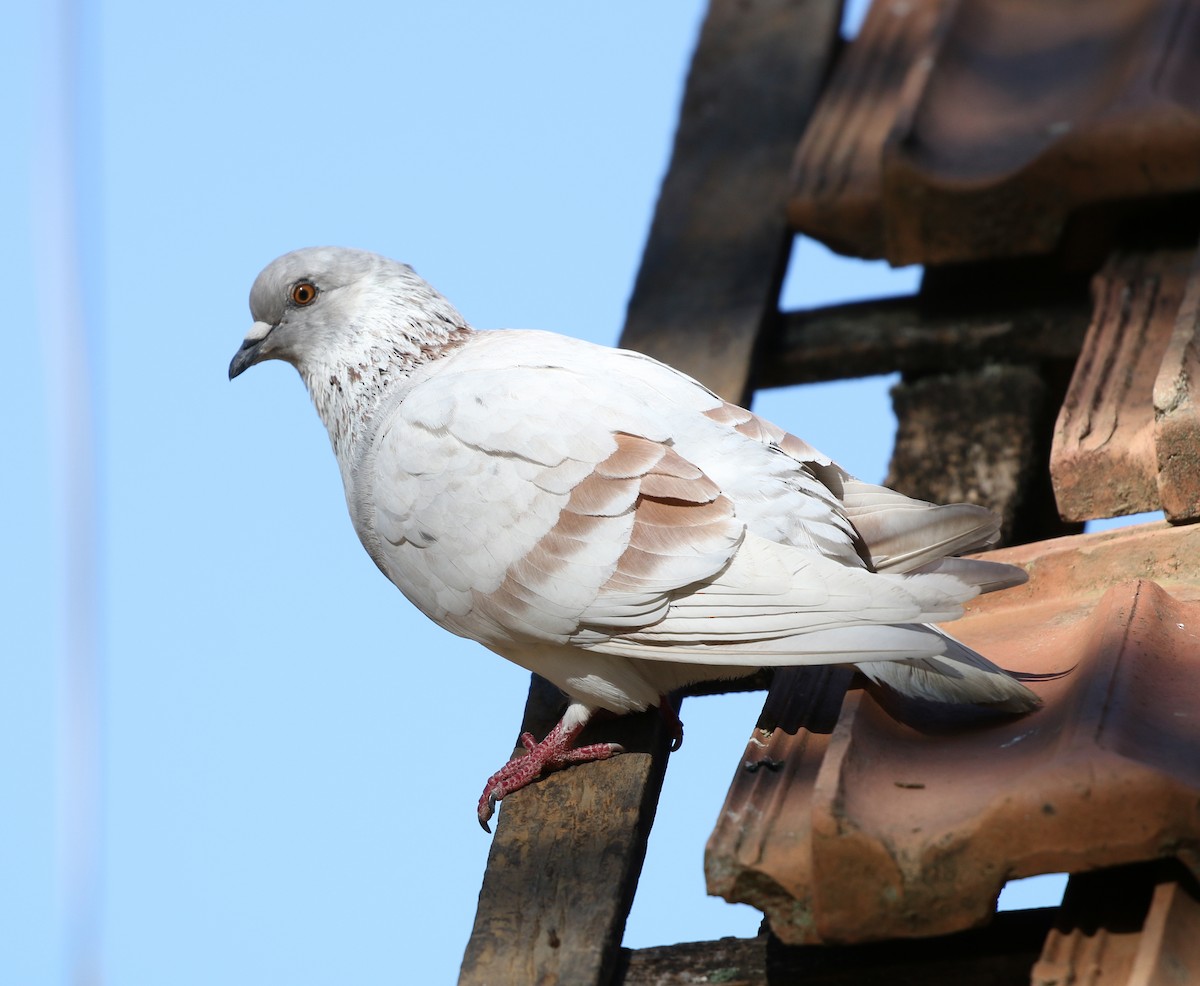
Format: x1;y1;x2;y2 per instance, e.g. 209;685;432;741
6;1;1074;983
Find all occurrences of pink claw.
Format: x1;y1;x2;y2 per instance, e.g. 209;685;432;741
477;716;623;831
658;696;684;752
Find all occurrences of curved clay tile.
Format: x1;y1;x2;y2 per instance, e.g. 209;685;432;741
789;0;1200;264
706;522;1200;945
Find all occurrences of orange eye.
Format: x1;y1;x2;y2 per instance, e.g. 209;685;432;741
291;281;318;306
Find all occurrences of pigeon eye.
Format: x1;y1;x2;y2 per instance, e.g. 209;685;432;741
291;282;318;306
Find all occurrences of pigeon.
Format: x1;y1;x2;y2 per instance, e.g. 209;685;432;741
230;246;1038;831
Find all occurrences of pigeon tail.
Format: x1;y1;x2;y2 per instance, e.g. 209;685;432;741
855;629;1040;713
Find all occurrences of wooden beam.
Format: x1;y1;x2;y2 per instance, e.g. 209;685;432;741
459;676;675;986
462;3;846;982
759;293;1089;387
886;363;1079;545
619;0;843;404
615;909;1056;985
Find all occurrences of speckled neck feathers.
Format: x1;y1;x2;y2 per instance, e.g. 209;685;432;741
301;318;472;466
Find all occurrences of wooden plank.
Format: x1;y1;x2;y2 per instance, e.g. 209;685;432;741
616;909;1055;985
887;364;1075;545
462;4;845;982
619;0;842;403
759;290;1089;387
874;262;1084;545
459;675;675;986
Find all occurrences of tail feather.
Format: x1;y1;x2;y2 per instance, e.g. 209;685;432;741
856;628;1040;713
909;556;1028;594
838;481;1002;572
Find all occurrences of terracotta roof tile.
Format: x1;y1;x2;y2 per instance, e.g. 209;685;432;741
1152;247;1200;522
705;523;1200;945
1051;247;1200;523
1032;863;1200;986
788;0;1200;265
787;0;948;260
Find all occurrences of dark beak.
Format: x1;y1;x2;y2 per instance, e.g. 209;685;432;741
228;322;275;380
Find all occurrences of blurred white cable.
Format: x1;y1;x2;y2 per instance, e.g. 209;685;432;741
34;0;103;983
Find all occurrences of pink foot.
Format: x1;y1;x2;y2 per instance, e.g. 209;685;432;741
477;715;623;832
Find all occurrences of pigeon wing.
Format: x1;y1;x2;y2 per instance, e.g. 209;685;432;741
363;362;744;650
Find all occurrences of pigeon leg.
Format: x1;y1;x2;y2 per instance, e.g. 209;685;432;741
658;695;684;752
477;707;623;831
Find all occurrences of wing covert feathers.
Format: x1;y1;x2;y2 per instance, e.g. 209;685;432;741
367;341;1032;715
469;434;742;641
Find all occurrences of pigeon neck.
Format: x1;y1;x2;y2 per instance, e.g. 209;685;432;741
302;324;473;465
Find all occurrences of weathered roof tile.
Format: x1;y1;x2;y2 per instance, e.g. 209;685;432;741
1032;863;1200;986
706;523;1200;945
789;0;1200;265
1052;247;1200;523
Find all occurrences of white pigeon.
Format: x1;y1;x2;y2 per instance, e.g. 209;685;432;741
230;246;1038;830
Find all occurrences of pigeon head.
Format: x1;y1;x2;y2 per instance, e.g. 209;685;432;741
228;246;468;381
